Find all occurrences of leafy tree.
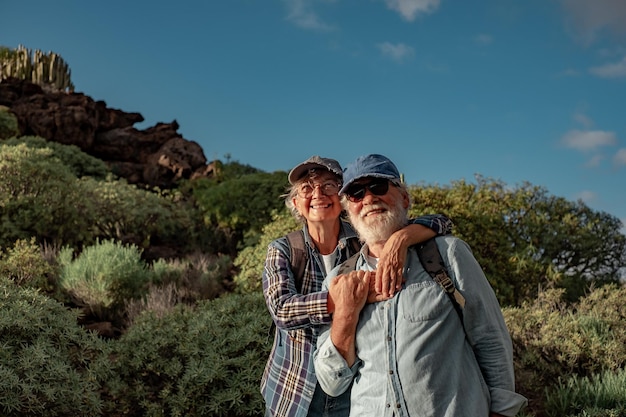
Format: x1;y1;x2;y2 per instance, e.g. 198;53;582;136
193;170;289;254
408;176;626;305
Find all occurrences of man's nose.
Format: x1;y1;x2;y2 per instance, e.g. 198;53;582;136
361;188;378;203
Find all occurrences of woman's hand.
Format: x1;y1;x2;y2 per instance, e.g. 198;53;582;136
376;224;437;298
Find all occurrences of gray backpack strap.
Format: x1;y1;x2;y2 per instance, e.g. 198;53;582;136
286;230;307;292
335;251;360;276
415;238;465;320
268;230;308;340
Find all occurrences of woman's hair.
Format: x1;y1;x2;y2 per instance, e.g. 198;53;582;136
284;169;342;224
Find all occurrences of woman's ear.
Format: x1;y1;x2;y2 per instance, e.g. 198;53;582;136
292;196;302;214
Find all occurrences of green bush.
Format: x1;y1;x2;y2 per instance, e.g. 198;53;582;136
0;280;110;416
102;292;272;417
504;284;626;413
58;239;150;321
0;105;19;139
0;142;96;248
0;237;54;290
545;368;626;417
192;170;288;253
125;253;232;326
2;135;109;179
84;177;216;258
233;210;299;294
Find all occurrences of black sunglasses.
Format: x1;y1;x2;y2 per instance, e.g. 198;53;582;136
344;178;393;202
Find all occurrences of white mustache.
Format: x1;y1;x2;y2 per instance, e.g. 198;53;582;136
360;203;389;218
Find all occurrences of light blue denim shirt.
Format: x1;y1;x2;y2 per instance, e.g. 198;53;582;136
313;236;527;417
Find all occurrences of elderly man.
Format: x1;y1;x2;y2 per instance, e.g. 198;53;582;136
313;154;527;417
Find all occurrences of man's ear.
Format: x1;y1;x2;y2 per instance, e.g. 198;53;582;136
402;190;410;209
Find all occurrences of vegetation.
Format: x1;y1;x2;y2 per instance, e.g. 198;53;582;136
0;280;110;416
0;45;74;91
0;105;19;139
1;51;625;415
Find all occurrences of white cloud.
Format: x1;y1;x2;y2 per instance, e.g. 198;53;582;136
561;129;617;151
282;0;335;31
473;34;493;46
589;56;626;78
560;0;626;44
584;154;604;167
376;42;415;62
573;111;593;128
383;0;440;21
574;190;597;203
613;148;626;166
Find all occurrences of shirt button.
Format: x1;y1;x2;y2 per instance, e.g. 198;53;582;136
387;336;392;341
388;370;394;375
386;404;391;408
396;404;402;408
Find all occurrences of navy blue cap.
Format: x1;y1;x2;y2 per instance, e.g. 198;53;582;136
339;154;401;195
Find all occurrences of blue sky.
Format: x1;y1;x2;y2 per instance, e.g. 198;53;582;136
2;0;625;232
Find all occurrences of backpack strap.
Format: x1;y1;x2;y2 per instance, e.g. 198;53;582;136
335;251;360;276
415;238;465;321
286;230;307;292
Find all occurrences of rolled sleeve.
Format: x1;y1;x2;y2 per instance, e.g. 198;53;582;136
313;329;358;397
411;213;453;235
490;387;528;416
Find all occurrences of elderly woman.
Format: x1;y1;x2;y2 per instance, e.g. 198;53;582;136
261;156;452;417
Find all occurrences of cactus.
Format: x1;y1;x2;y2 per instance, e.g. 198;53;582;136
0;44;75;92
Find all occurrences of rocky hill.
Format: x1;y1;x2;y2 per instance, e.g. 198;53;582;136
0;77;215;188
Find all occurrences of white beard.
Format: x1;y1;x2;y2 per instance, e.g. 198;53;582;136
350;202;408;245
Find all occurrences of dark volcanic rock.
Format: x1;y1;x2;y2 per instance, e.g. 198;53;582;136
0;77;211;188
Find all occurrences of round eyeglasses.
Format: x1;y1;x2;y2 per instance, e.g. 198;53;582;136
297;181;340;199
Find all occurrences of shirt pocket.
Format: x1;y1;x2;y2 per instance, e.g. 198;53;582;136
399;280;450;322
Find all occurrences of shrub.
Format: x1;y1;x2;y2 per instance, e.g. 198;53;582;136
0;142;95;248
0;280;110;416
192;171;288;253
233;210;299;294
504;284;626;414
124;253;232;326
2;135;109;179
0;105;18;139
0;237;54;290
102;292;272;417
544;368;626;417
58;239;150;321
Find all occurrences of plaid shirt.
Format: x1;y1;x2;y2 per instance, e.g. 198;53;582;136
261;215;452;417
